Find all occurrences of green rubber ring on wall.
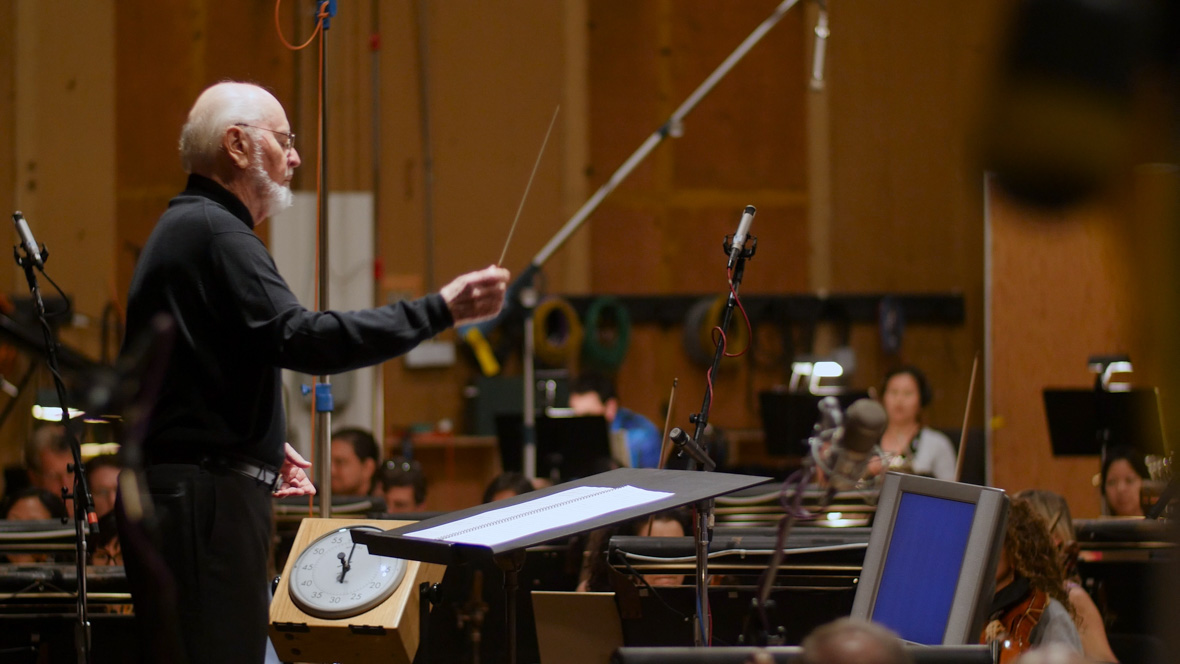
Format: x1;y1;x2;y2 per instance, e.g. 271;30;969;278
581;297;631;370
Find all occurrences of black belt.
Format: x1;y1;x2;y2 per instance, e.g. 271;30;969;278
147;452;280;492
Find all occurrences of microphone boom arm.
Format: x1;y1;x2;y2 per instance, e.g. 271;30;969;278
459;0;805;365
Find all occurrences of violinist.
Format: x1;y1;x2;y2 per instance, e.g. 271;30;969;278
1015;489;1118;662
981;498;1082;660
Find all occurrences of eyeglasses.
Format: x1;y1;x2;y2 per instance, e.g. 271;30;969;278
234;123;296;153
382;458;421;473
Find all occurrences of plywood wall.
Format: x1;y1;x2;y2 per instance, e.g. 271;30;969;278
988;190;1137;516
588;0;1010;441
585;0;809;436
14;1;117;360
115;0;298;299
368;1;585;437
989;161;1180;517
824;0;1011;433
0;2;118;482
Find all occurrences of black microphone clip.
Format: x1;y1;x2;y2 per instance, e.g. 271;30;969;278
669;427;717;472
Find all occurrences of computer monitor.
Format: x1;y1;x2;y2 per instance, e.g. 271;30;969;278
850;472;1009;645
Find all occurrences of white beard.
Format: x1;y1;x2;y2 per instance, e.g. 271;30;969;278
249;143;293;221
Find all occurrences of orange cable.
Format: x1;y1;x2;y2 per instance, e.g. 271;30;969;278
274;0;327;51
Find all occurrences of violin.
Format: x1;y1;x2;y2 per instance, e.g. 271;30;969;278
980;587;1049;664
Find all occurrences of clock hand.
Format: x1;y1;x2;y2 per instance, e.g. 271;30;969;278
337;551;352;583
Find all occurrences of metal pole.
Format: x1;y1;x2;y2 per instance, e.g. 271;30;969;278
316;8;333;518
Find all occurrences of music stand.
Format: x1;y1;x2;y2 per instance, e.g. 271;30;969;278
495;413;614;481
353;468;768;663
1042;387;1168;457
759;391;870;456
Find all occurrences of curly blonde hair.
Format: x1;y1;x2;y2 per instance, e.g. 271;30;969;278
1013;489;1080;579
1005;498;1075;619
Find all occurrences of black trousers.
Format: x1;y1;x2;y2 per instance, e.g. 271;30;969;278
117;463;272;664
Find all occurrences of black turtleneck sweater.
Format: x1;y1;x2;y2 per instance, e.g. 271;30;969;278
121;175;452;467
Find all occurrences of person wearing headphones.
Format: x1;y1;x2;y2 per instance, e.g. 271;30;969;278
875;366;956;481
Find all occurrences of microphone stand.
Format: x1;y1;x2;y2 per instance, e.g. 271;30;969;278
13;238;97;664
315;0;338;518
677;228;756;646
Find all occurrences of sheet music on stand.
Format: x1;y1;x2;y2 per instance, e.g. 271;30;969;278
354;468;767;564
408;485;670;547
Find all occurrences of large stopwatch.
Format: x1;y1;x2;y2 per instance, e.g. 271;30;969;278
287;525;407;619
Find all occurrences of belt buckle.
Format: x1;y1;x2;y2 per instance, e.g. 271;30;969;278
267;468;282;493
245;461;279;492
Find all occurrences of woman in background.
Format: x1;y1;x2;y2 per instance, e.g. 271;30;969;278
1100;447;1149;517
1015;489;1118;662
877;366;956;481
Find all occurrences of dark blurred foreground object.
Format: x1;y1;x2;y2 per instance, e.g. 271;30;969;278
981;0;1174;209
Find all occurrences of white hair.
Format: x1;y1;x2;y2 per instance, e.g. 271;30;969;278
247;141;293;220
178;83;269;174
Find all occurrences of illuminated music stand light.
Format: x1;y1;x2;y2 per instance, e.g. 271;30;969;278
788;360;844;396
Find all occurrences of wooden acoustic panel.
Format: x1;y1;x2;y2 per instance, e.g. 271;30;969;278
270;518;445;664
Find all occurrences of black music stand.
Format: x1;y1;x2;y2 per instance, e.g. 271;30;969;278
759;391;870;456
495;413;614;481
354;468;768;664
1042;387;1168;457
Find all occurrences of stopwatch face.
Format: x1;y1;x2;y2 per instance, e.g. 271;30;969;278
288;525;407;619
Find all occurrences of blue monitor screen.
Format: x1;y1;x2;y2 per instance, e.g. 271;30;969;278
870;492;976;644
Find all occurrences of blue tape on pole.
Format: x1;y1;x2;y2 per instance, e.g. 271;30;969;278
318;0;338;30
315;383;334;413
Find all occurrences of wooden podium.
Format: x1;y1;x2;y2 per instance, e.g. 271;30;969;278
269;518;444;664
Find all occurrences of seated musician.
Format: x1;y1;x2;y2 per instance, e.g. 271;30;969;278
577;508;690;591
85;454;123;566
482;471;535;503
982;498;1082;659
2;487;68;563
800;618;912;664
569;372;662;468
329;427;380;497
1015;489;1118;662
874;366;956;481
1100;446;1149;517
21;424;74;515
378;457;427;513
632;509;690;587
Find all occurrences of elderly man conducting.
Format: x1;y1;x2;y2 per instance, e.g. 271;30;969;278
116;81;508;664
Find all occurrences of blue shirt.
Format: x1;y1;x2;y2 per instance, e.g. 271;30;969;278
613;407;662;468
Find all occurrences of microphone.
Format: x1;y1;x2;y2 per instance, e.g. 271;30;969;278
669;427;717;472
12;211;44;268
727;205;756;270
813;398;887;491
810;3;829;92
